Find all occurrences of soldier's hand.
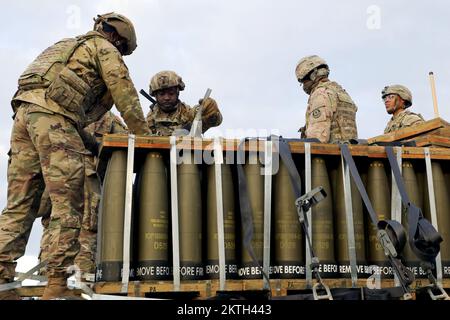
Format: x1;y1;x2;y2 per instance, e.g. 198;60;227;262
199;97;219;119
79;129;99;156
298;126;306;139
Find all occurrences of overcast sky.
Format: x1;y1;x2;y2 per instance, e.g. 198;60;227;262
1;0;450;266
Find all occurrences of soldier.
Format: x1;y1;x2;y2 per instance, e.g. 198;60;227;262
146;70;222;136
295;55;358;143
0;12;150;300
382;85;425;134
38;111;127;280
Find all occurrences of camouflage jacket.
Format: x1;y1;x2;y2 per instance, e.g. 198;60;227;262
85;111;127;144
146;98;222;136
12;31;149;135
384;109;425;134
304;80;358;143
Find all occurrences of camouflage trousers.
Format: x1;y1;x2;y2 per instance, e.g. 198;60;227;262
0;102;85;280
39;155;100;275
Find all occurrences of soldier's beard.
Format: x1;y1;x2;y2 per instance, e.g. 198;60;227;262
303;81;313;95
159;102;178;113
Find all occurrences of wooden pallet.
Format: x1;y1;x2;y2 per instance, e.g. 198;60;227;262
92;278;450;299
16;278;450;298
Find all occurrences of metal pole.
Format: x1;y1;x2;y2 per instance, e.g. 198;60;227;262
263;140;273;290
390;147;402;287
213;137;226;291
304;143;312;287
121;134;135;294
424;148;443;285
170;136;181;291
429;72;440;118
341;155;358;287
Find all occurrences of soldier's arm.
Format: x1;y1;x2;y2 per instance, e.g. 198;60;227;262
95;39;150;135
145;109;157;134
384;122;393;134
111;114;128;134
305;90;334;143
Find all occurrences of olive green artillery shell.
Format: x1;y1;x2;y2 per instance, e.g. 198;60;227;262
311;156;337;278
366;160;391;270
98;150;127;281
177;151;204;280
240;152;264;279
206;163;237;279
423;161;450;277
331;161;367;277
135;152;170;280
272;160;304;279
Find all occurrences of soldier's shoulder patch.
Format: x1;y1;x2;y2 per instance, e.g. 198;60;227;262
99;46;116;56
312;109;321;119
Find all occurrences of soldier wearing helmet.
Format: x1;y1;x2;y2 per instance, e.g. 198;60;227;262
382;85;425;134
146;70;223;136
295;55;358;143
0;12;149;300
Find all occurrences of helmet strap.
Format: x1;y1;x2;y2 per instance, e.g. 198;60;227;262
393;96;404;115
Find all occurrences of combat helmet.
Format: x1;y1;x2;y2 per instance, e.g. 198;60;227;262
382;85;413;107
149;71;185;96
94;12;137;55
295;55;328;81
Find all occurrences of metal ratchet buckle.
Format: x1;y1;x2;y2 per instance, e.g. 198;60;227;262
312;282;333;300
427;284;450;300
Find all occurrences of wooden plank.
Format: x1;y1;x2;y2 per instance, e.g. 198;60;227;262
16;286;83;298
94;280;244;298
367;118;449;144
431;126;450;137
413;135;450;148
98;135;450;164
16;285;45;297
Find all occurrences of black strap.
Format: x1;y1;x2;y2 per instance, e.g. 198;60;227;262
340;144;379;227
270;136;302;199
385;146;442;263
370;141;417;147
341;144;407;253
236;138;270;286
272;137;314;252
271;136;331;291
349;139;368;145
280;138;321;143
236;136;323;294
340;144;414;295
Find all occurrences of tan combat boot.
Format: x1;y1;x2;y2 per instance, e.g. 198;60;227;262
41;277;78;300
0;279;21;300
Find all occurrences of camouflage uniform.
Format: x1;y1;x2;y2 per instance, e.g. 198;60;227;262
381;85;424;134
304;80;358;143
0;30;149;283
295;55;358;144
147;98;222;136
38;111;127;275
384;109;425;134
